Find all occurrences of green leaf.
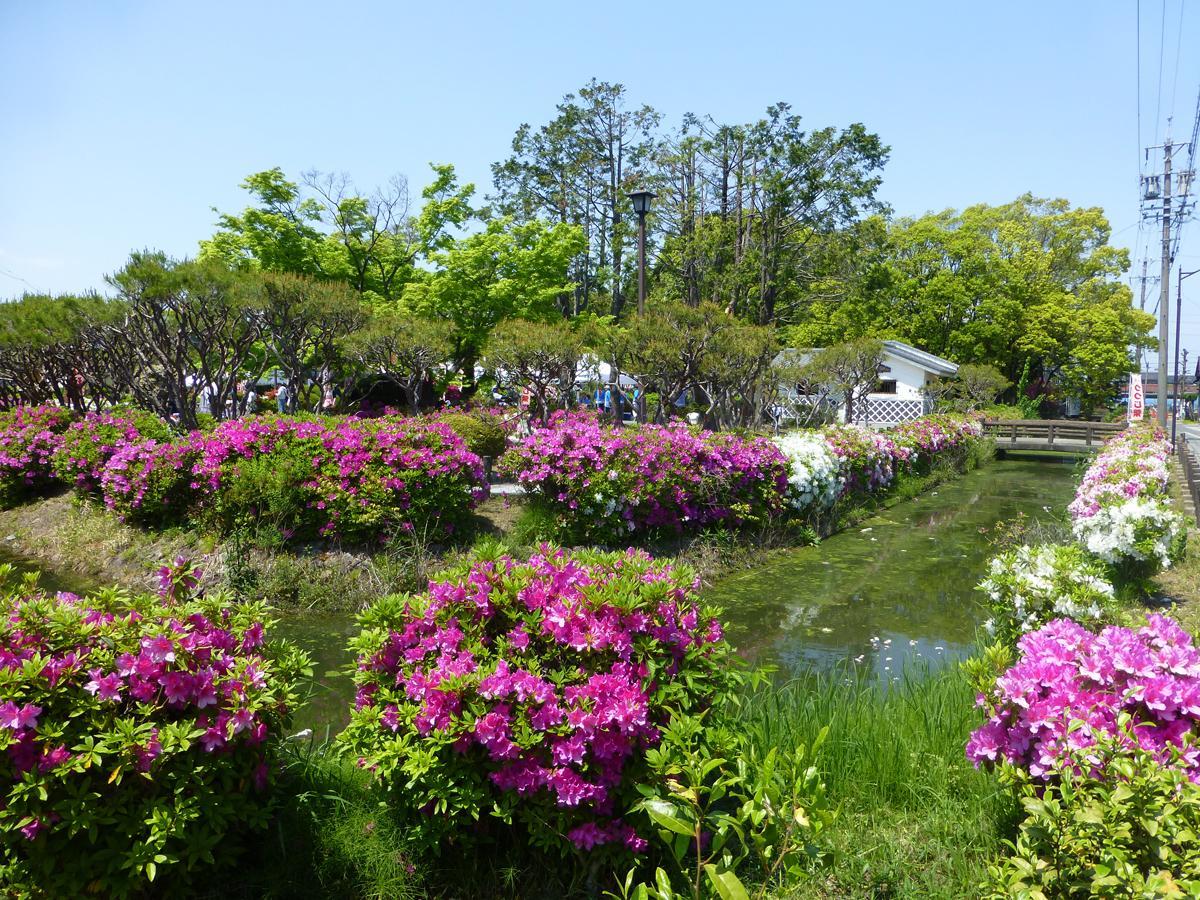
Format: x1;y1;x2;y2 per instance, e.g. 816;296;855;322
643;798;695;837
704;864;751;900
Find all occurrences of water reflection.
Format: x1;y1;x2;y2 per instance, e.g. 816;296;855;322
705;459;1077;681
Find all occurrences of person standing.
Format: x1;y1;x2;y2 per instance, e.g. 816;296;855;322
276;382;289;414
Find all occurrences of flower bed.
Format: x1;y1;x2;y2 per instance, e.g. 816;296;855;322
340;546;736;858
1067;424;1185;579
0;405;74;506
772;413;984;512
193;415;488;542
52;407;172;495
966;614;1200;781
890;413;984;471
500;412;790;541
0;561;309;896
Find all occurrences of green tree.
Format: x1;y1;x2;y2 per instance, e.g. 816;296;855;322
404;219;585;378
799;337;885;424
248;273;367;412
342;312;455;415
482;319;585;425
201;165;474;303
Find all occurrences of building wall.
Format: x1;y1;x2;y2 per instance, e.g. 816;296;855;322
867;353;931;401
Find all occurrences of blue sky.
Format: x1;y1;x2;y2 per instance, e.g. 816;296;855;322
2;1;1198;352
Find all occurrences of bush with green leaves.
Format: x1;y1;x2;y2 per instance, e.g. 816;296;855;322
610;712;836;900
435;408;511;459
340;545;739;865
978;543;1118;647
0;405;74;507
984;723;1200;898
51;407;173;496
0;561;310;897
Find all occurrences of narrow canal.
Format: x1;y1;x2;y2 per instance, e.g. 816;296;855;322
0;456;1078;734
707;456;1077;681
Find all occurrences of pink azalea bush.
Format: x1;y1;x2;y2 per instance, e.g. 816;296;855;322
499;412;790;541
0;405;74;506
1066;424;1185;582
340;545;737;859
821;424;905;495
966;614;1200;782
195;414;488;542
889;413;984;471
101;437;201;526
51;407;172;496
0;559;310;896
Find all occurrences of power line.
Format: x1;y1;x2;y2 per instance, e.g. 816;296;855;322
1155;0;1167;142
1170;0;1185;114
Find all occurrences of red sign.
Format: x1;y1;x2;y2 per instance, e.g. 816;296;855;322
1129;373;1144;421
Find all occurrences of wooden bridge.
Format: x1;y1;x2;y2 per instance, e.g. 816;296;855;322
982;419;1121;454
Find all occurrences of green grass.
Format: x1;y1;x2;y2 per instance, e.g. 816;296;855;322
740;666;1017;898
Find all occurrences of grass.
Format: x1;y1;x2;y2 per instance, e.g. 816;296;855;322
740;666;1016;899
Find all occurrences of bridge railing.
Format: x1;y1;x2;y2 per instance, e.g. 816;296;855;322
982;419;1122;450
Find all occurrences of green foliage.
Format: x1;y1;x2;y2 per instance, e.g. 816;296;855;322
797;337;884;423
617;710;835;900
200;164;473;304
342;311;455;414
483;318;586;424
985;726;1200;898
405;217;586;365
434;409;509;459
0;566;311;898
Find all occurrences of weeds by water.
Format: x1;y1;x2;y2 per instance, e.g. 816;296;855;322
741;666;1016;899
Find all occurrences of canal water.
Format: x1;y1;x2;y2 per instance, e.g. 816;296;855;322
706;456;1077;682
0;457;1078;733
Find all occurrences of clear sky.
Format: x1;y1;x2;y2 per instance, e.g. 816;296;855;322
2;1;1199;355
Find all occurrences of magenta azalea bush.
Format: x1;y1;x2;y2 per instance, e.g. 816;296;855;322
194;414;488;542
967;615;1200;782
500;412;790;541
0;560;309;897
890;413;984;470
0;405;74;506
51;407;172;496
821;424;905;495
101;437;200;526
340;545;737;859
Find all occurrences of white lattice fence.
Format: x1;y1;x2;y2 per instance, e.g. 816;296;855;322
850;397;933;427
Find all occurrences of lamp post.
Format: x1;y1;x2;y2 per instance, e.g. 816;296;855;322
1175;267;1200;445
628;187;656;316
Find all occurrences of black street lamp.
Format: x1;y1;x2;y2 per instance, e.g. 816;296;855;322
628;187;656;316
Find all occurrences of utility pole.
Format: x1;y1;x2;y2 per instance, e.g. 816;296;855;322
1159;138;1173;428
1137;258;1149;373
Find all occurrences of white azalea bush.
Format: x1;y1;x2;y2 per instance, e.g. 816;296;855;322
979;543;1117;647
1068;424;1186;586
773;431;842;515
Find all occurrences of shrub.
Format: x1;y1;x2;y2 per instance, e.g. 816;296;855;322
0;405;74;507
889;413;984;473
340;545;738;862
0;560;310;897
966;614;1200;781
821;424;903;495
101;437;201;527
435;409;511;459
772;430;842;515
51;407;173;496
978;543;1117;646
1068;423;1186;585
195;415;488;543
985;729;1200;897
499;412;790;542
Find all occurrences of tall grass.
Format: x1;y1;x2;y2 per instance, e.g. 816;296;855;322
740;665;1017;898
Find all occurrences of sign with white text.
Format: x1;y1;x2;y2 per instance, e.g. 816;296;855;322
1129;373;1145;421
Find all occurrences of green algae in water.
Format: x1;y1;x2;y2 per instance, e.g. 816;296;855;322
705;458;1078;683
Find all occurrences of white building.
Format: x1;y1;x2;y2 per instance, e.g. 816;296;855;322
776;340;959;428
